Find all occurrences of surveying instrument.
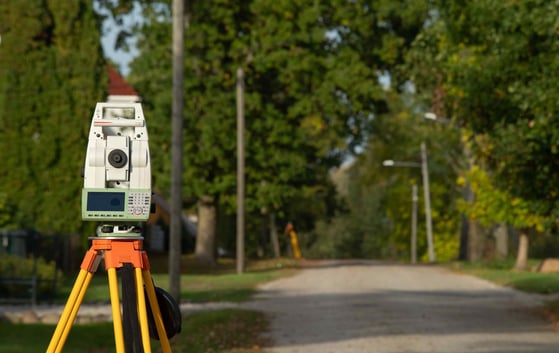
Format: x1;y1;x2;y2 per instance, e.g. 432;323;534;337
46;103;180;353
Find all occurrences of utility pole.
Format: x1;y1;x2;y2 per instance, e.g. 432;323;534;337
411;184;418;264
383;148;435;263
169;0;184;301
421;142;436;262
236;67;245;274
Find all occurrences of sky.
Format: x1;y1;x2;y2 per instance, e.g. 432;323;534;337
102;36;136;76
99;5;140;76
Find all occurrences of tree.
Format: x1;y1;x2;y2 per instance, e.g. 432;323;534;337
129;0;419;260
349;100;461;261
0;1;105;234
458;166;544;269
406;0;559;264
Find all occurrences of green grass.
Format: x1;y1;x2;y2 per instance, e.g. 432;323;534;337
164;309;269;353
0;322;114;353
56;256;299;303
1;257;297;353
0;309;268;353
446;259;559;294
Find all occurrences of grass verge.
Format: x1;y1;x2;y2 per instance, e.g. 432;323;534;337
167;309;270;353
57;257;299;303
3;257;298;353
0;309;268;353
446;260;559;294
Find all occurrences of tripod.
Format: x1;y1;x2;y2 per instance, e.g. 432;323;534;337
46;234;173;353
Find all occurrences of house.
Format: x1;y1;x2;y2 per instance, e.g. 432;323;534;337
107;64;141;103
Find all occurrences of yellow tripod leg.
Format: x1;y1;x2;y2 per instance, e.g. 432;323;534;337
46;269;92;353
54;271;93;353
108;268;126;353
143;270;173;353
135;268;152;353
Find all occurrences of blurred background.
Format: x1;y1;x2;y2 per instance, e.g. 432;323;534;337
1;0;559;286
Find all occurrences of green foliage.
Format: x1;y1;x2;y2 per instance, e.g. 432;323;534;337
0;1;106;233
303;118;462;261
0;194;15;229
129;0;430;254
407;0;559;233
0;255;60;298
334;88;463;261
457;166;544;231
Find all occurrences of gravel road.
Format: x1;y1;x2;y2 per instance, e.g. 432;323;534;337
246;260;559;353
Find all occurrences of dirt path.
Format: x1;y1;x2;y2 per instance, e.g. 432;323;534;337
246;260;559;353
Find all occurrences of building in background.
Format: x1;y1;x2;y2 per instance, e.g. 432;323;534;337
107;64;141;103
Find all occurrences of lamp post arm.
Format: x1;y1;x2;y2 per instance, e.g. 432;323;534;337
383;160;422;168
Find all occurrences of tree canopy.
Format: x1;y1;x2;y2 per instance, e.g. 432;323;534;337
124;0;436;259
4;0;559;263
407;0;559;232
0;1;105;234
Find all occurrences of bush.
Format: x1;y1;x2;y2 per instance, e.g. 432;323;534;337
0;255;60;299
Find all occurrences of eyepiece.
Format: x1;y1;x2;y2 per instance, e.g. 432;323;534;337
108;149;128;168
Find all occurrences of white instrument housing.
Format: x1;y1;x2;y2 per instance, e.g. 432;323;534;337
82;103;151;222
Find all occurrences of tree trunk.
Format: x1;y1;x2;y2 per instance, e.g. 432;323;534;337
494;223;508;260
514;229;529;271
270;212;280;258
468;220;485;262
458;214;469;261
195;195;216;265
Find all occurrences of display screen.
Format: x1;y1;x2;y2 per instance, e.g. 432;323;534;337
87;192;125;212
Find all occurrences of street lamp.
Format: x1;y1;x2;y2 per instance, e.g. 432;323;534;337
424;112;450;124
424;112;471;261
382;141;436;263
383;160;421;168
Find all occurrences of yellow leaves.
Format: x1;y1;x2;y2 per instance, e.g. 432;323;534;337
433;231;460;262
447;86;466;98
460;128;473;144
473;133;494;157
398;111;411;120
456;175;466;187
301;114;326;137
460;167;543;229
450;53;461;64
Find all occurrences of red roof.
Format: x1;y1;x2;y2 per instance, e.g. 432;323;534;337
107;64;139;96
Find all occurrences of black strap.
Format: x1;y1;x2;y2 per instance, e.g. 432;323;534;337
120;263;144;353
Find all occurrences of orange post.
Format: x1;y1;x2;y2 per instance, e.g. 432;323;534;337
285;223;302;259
